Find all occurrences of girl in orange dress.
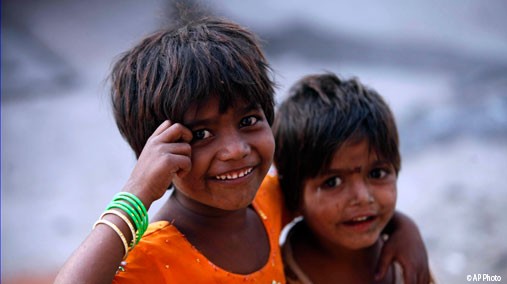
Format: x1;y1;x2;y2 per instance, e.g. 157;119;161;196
55;18;430;284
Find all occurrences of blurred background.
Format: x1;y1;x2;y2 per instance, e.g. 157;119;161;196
2;0;507;283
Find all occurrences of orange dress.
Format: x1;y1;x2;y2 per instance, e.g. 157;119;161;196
113;174;287;283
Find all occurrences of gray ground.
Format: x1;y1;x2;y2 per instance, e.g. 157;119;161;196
2;1;507;283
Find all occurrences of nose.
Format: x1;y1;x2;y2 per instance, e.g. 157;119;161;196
217;131;251;161
349;179;374;206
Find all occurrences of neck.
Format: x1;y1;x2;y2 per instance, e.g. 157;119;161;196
325;238;381;270
293;220;383;281
304;220;381;260
163;190;250;232
152;190;271;275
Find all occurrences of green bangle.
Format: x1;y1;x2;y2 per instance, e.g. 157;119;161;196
106;192;149;243
111;198;143;228
120;192;148;235
113;193;148;234
116;192;147;218
113;197;148;237
107;201;142;235
107;201;144;244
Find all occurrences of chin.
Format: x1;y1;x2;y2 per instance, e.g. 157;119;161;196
215;192;258;211
346;234;381;250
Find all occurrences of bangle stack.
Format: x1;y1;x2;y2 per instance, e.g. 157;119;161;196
93;192;148;259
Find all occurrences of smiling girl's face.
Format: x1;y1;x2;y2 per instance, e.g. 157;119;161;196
301;137;397;251
171;96;275;213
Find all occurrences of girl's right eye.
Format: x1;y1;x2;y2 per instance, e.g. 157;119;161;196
192;129;212;141
321;176;343;190
239;115;260;127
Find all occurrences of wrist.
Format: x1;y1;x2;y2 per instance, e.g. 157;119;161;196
122;181;156;211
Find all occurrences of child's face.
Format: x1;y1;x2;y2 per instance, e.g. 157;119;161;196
172;96;275;211
301;138;397;251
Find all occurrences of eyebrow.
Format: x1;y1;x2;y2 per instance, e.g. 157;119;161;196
184;116;213;129
321;167;361;176
235;102;260;115
184;102;260;128
320;160;392;176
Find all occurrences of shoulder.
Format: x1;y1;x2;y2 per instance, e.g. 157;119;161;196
260;172;281;193
133;221;181;251
281;224;312;284
254;172;286;221
112;221;189;283
255;173;282;205
256;172;294;226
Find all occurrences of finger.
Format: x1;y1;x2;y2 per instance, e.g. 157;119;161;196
156;143;192;171
152;120;171;136
395;258;417;284
159;142;192;156
176;157;192;177
158;123;193;143
164;153;191;177
375;245;394;281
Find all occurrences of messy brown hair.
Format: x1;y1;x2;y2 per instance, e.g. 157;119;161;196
273;73;400;211
110;17;275;157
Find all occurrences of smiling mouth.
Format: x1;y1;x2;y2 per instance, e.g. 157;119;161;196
343;215;376;225
215;167;254;180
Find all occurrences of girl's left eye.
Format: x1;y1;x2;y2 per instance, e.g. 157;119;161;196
192;129;212;141
369;168;389;179
240;116;259;127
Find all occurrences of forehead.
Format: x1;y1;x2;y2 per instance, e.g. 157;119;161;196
183;96;258;124
329;138;379;167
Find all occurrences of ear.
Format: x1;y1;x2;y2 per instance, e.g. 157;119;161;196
294;202;305;218
287;203;304;221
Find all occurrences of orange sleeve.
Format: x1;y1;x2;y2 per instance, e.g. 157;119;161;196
112;244;165;283
259;174;294;228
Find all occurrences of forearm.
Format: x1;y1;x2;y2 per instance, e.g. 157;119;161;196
383;210;415;236
377;210;430;284
54;218;128;284
55;190;153;284
55;120;191;283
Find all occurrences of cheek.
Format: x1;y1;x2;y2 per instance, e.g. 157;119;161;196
179;147;214;183
257;129;275;161
302;188;345;221
302;187;319;211
172;156;211;198
376;185;397;212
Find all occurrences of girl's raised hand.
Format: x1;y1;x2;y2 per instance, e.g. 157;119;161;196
54;121;193;284
123;120;193;209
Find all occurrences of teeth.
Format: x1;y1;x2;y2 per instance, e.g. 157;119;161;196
352;216;369;222
216;167;252;180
